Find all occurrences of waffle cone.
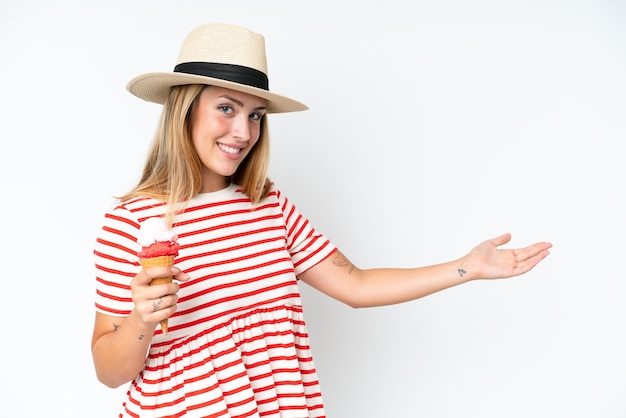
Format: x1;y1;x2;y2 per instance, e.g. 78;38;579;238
140;255;176;269
140;255;176;335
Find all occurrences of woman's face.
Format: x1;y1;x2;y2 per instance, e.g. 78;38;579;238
190;86;267;192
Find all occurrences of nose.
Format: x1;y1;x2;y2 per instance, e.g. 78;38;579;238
231;114;252;143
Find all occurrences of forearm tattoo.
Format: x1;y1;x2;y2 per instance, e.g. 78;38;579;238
332;253;355;274
112;322;144;340
458;268;467;277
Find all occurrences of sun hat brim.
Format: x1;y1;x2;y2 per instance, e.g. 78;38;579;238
127;72;308;114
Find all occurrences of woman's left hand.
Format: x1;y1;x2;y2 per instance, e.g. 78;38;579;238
461;233;552;281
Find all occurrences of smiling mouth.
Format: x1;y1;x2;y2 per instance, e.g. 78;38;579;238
218;143;242;155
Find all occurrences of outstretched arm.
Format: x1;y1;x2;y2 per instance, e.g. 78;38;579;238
297;233;552;308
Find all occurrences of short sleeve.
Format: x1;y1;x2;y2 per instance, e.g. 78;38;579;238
275;188;337;275
93;204;142;317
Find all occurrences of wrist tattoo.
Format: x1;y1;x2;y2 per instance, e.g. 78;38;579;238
458;268;467;277
113;323;121;332
138;334;145;340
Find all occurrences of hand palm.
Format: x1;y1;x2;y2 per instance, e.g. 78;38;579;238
468;233;552;280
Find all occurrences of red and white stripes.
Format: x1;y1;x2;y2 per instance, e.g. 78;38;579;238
94;184;335;417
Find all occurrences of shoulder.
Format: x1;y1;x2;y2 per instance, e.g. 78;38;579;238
262;181;287;203
118;196;165;211
102;196;167;227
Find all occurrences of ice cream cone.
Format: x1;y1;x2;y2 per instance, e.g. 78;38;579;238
140;255;176;334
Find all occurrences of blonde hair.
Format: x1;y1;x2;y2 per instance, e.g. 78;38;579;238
120;84;272;224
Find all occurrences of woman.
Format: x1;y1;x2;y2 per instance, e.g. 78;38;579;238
91;23;552;417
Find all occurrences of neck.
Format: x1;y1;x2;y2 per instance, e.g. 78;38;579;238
200;177;229;193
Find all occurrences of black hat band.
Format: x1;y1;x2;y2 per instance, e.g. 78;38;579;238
174;62;269;91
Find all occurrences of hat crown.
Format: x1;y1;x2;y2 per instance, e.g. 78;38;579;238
127;22;307;112
176;23;268;76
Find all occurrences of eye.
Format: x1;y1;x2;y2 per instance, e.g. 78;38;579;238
249;111;264;121
218;105;234;114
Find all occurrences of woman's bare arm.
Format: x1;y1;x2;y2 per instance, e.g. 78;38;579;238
298;233;552;308
91;266;189;388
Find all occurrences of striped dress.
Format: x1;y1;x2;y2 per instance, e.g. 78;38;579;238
94;184;336;417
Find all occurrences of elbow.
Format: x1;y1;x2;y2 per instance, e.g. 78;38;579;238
346;301;370;309
336;287;375;309
93;354;134;388
92;343;137;388
101;380;123;389
95;370;131;389
343;297;359;308
341;290;386;309
342;295;371;309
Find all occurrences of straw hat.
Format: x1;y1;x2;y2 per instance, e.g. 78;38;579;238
126;23;308;113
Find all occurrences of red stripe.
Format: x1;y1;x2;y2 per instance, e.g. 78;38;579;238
288;216;309;250
94;302;130;315
177;197;254;216
176;279;296;318
102;225;137;244
94;249;137;265
96;289;131;303
175;200;279;226
151;306;304;354
95;276;130;289
179;235;285;267
105;212;140;228
180;260;293;301
180;213;284;240
162;293;301;342
293;240;333;269
96;237;137;258
122;198;166;214
95;263;136;278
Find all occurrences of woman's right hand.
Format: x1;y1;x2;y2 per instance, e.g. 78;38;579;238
130;266;190;329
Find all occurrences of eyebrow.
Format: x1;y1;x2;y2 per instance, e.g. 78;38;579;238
221;94;267;111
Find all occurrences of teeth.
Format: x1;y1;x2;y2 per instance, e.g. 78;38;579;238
218;144;240;154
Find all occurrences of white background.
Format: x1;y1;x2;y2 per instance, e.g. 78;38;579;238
1;1;624;417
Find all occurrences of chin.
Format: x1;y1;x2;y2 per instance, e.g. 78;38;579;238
217;166;240;177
